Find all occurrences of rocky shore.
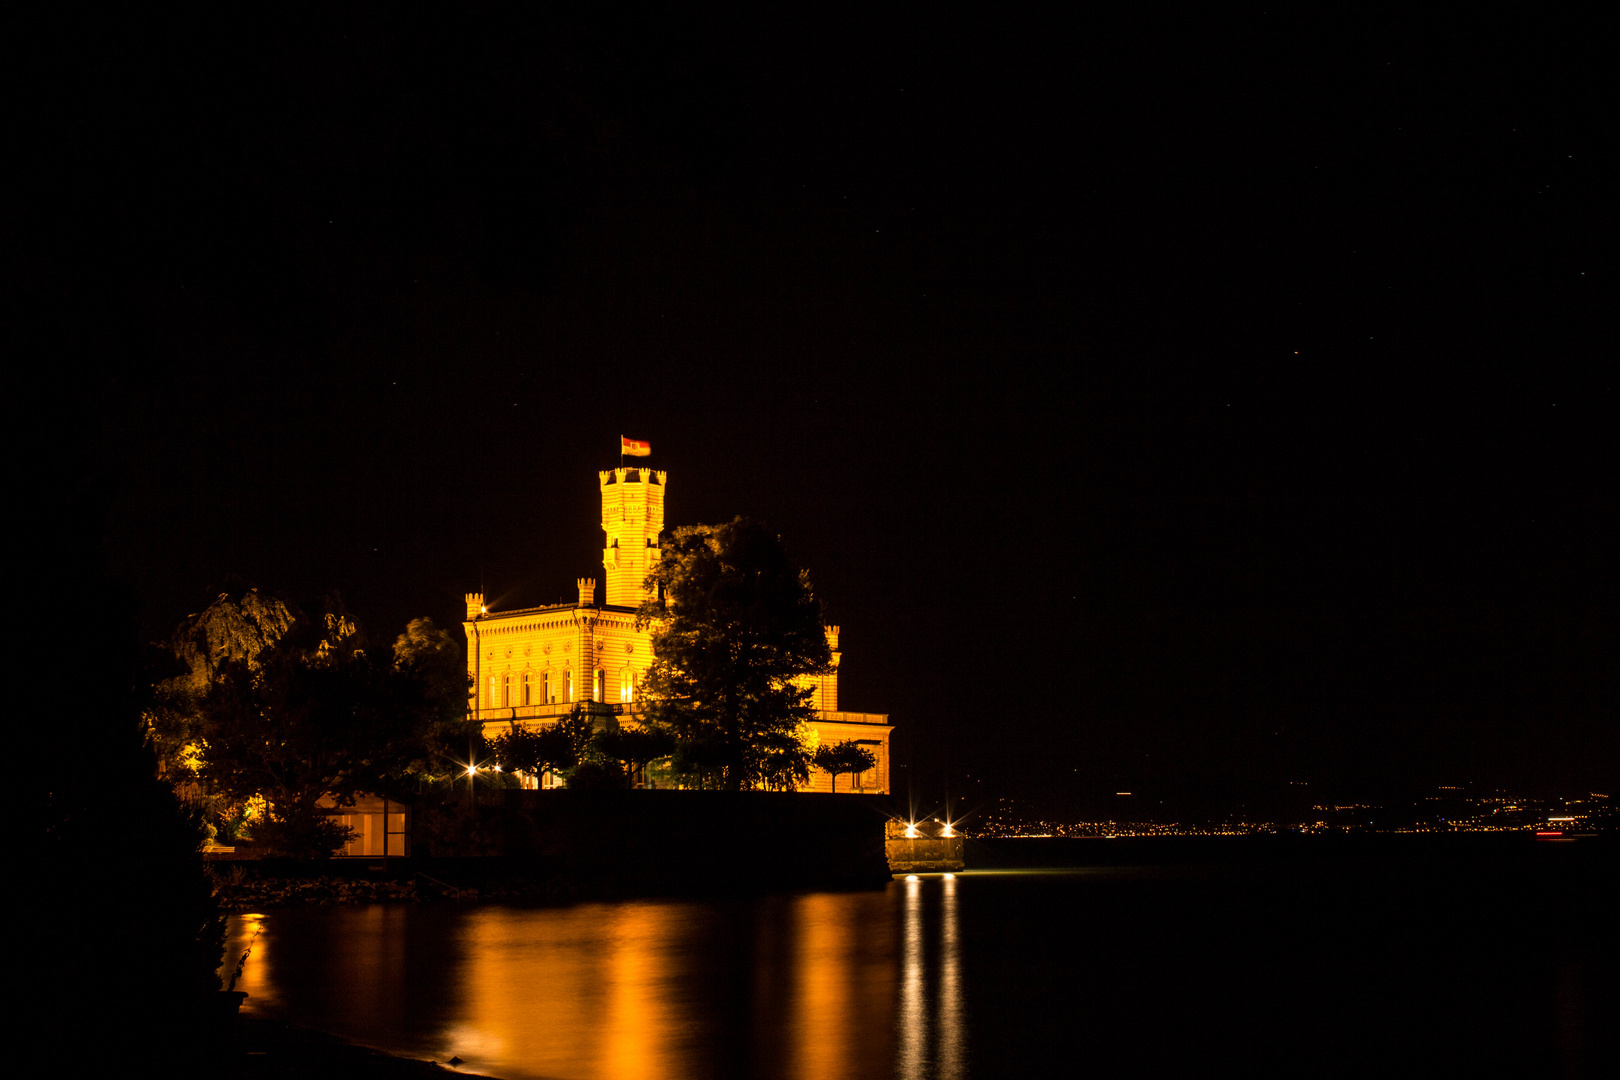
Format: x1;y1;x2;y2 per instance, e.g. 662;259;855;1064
211;869;580;911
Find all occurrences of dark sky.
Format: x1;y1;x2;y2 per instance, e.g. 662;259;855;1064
18;7;1612;816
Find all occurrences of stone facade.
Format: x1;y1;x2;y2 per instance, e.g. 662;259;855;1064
463;467;891;793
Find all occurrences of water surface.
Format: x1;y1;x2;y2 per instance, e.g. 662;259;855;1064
224;852;1609;1078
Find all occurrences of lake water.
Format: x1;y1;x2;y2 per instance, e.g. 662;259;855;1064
223;843;1612;1078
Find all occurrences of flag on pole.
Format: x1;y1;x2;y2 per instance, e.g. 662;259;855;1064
621;436;651;457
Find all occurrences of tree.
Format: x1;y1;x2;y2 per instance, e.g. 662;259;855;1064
145;586;298;778
592;724;677;786
488;705;594;779
181;594;466;856
636;517;832;790
812;740;878;793
488;708;677;789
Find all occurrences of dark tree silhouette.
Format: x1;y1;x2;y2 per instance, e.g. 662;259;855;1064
813;740;878;793
179;595;466;856
636;518;832;790
488;705;594;779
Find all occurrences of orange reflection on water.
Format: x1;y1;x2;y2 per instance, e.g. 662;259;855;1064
227;889;908;1080
458;902;690;1078
598;903;683;1080
219;912;271;1005
787;894;853;1079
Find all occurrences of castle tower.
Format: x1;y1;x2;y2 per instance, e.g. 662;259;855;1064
599;468;667;607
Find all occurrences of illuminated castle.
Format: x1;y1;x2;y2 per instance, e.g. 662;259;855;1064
462;467;891;792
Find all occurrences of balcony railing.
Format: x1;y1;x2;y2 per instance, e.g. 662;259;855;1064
473;701;626;723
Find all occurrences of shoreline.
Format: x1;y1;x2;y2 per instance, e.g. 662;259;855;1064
236;1014;504;1079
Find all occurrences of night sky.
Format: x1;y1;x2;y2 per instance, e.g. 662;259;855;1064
20;8;1612;817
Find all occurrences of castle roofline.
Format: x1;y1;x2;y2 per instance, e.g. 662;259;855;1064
466;600;577;621
467;601;644;622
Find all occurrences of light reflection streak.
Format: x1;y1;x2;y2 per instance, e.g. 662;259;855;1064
899;876;925;1077
896;875;966;1080
600;903;680;1080
789;893;853;1080
939;874;964;1078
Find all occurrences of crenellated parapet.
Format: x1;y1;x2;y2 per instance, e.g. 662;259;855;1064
465;593;485;620
576;578;597;607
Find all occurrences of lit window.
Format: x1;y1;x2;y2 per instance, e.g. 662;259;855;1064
620;667;634;703
488;675;497;710
522;672;531;706
563;669;572;702
594;668;605;702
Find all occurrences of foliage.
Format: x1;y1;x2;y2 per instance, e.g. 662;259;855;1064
488;707;679;790
487;705;594;777
812;740;878;793
636;517;832;790
143;587;297;776
591;724;677;784
564;759;626;790
172;592;466;857
214;799;254;844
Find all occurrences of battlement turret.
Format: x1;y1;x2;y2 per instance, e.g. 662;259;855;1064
465;593;485;620
599;468;667;606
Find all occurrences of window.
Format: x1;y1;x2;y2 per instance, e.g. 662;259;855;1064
594;668;605;702
488;675;497;710
563;669;572;702
853;741;882;790
541;670;551;704
522;672;531;706
502;674;511;708
619;667;634;703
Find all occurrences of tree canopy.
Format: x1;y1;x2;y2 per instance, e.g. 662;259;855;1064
155;589;467;856
812;740;878;793
636;517;832;790
487;705;594;777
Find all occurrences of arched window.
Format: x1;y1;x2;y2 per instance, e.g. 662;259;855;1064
502;674;511;708
522;672;531;706
594;668;605;702
563;668;573;703
488;675;497;710
541;670;551;704
620;667;634;703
